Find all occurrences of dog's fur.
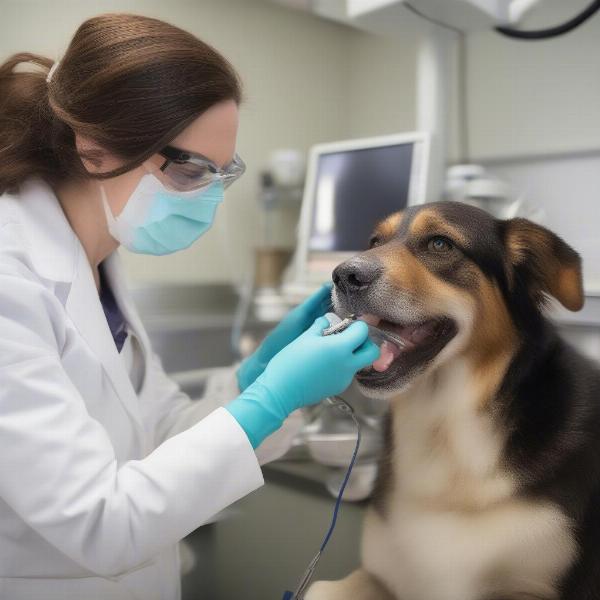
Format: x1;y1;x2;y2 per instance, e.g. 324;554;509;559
306;202;600;600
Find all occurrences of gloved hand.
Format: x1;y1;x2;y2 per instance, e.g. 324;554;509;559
236;283;333;392
226;317;380;448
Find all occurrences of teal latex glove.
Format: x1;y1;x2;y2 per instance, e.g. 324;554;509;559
236;283;333;392
226;317;380;448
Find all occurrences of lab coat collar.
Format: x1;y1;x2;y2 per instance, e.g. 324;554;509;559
18;178;146;439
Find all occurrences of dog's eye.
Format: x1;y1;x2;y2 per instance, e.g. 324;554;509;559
428;236;453;253
369;235;381;248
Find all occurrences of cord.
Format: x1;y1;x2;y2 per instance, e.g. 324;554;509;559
406;0;600;40
282;396;362;600
318;398;361;552
496;0;600;39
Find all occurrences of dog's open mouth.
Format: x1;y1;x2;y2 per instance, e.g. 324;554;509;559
356;313;458;387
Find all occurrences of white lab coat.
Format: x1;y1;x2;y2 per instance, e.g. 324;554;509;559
0;178;300;600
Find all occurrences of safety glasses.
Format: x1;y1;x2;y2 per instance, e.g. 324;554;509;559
157;145;246;192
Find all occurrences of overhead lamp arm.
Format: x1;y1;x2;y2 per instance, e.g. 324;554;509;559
495;0;600;39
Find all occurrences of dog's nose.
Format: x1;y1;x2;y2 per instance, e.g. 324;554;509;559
333;258;382;293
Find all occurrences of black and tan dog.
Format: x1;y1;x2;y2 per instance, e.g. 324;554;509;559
307;201;600;600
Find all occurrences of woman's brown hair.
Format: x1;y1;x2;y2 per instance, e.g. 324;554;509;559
0;13;242;194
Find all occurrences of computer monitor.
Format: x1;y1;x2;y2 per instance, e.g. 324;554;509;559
290;132;430;289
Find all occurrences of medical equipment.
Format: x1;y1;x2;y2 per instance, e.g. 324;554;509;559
321;313;355;336
251;169;298;322
324;312;409;351
444;164;519;219
284;132;430;301
233;150;305;325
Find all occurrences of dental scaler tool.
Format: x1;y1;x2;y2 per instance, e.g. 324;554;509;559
323;312;408;352
322;312;356;336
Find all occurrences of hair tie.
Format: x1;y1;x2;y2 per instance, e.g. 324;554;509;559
46;59;60;84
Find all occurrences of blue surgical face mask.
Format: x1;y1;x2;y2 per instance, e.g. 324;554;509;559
101;171;224;255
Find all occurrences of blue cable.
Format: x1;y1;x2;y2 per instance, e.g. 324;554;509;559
282;396;361;600
319;399;361;552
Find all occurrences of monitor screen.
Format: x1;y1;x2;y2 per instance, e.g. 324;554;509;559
308;143;414;252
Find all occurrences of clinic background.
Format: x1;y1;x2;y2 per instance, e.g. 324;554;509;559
2;0;599;289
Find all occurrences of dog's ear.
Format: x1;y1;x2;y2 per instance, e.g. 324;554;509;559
502;218;584;312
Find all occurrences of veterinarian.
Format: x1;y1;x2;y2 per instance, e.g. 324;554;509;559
0;14;380;600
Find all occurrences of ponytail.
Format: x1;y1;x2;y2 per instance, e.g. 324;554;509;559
0;53;72;194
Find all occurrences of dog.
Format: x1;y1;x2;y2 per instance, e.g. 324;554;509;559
306;201;600;600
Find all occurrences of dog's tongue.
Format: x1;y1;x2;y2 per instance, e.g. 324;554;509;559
372;340;402;372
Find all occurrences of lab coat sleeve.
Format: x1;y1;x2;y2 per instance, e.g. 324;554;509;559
0;274;264;578
143;356;305;465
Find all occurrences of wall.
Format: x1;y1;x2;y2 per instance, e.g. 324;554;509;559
344;29;418;140
481;151;600;294
466;0;600;161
